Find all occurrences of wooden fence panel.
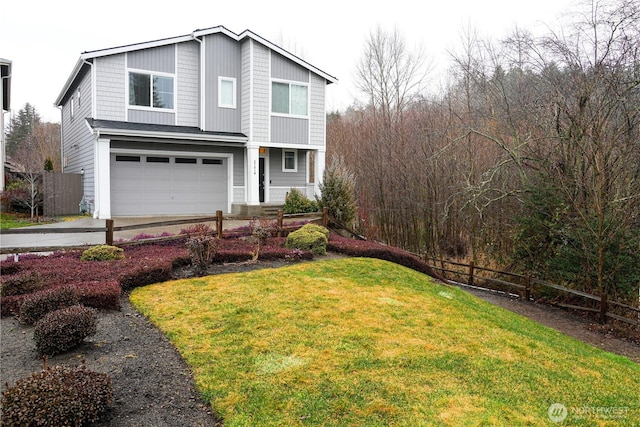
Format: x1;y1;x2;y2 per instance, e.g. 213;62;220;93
43;172;83;216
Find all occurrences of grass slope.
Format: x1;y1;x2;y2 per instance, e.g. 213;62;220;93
130;258;639;426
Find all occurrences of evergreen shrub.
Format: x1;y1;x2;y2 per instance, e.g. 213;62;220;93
81;244;124;261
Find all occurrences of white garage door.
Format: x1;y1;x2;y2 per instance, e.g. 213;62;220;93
110;154;228;216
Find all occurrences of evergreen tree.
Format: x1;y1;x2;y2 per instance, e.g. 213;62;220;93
317;157;357;226
6;103;40;157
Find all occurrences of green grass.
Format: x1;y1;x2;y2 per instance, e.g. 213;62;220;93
0;213;89;229
130;258;640;426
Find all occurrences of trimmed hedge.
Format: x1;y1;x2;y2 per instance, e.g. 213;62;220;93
75;280;121;311
286;226;328;255
19;286;79;325
34;305;98;356
1;363;112;426
0;271;44;297
81;244;125;261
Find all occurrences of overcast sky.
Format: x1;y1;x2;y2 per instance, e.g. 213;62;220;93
2;0;576;123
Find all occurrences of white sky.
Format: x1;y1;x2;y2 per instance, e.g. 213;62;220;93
2;0;576;123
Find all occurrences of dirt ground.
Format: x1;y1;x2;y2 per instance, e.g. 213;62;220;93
1;257;638;426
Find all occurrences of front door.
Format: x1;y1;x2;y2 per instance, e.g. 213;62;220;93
259;157;265;203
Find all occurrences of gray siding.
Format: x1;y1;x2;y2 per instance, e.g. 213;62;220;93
309;73;326;146
95;55;126;121
128;109;175;125
62;68;95;206
241;40;251;137
177;41;200;127
127;45;175;73
269;148;307;187
109;141;244;186
271;116;308;144
204;34;241;133
252;43;270;142
271;52;309;82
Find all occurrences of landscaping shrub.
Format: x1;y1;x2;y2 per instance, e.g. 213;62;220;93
118;259;173;291
250;218;276;245
286;226;328;255
75;280;121;310
0;261;22;276
316;156;357;226
283;187;319;214
34;305;97;356
1;363;112;426
0;271;44;297
1;295;26;317
81;244;124;261
186;235;220;276
180;223;215;237
19;286;79;325
299;223;330;238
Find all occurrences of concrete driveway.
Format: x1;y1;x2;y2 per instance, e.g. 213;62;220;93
0;216;251;253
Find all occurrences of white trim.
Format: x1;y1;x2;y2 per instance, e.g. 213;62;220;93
110;147;234;214
218;76;237;109
282;148;298;173
126;67;177;112
270;78;309;119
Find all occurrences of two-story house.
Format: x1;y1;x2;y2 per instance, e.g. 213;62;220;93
55;26;336;219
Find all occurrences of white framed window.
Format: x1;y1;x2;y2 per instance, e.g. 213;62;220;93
77;88;81;108
271;80;308;116
70;95;75;120
218;77;236;109
128;70;174;110
282;149;297;172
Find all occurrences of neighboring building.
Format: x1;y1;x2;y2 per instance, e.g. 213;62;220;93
55;26;336;219
1;58;11;191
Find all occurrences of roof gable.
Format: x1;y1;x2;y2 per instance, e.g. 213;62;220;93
55;25;336;106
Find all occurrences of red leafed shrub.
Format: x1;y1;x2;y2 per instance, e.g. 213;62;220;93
0;260;22;276
118;258;174;291
327;235;440;279
0;271;45;297
75;280;121;310
1;295;26;317
258;244;313;261
19;286;79;325
34;305;98;356
1;363;112;426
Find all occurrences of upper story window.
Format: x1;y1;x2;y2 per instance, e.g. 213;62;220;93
129;71;174;109
272;81;308;117
218;77;236;109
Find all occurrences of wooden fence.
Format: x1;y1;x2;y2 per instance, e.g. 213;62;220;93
425;257;640;326
1;209;329;254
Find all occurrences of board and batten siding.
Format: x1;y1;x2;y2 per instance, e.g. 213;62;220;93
177;41;200;127
204;34;241;133
127;44;175;73
271;116;308;144
62;68;95;207
95;54;126;122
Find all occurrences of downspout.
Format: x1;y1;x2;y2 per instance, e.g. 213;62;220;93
191;32;205;130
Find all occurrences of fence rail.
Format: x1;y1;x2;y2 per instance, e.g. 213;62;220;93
1;209;329;254
425;257;639;326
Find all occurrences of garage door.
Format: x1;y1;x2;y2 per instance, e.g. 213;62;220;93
110;154;228;216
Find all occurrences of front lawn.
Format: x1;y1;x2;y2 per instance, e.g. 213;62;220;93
130;258;639;426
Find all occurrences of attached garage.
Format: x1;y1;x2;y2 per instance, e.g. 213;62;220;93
110;153;230;216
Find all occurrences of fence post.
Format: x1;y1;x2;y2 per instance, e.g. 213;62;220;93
468;261;475;287
216;210;223;239
600;292;608;324
322;207;329;227
277;210;284;237
106;219;114;246
524;276;531;302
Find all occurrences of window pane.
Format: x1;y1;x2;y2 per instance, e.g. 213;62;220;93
153;75;173;109
284;151;296;170
291;85;308;115
220;79;234;107
129;73;150;106
272;82;289;114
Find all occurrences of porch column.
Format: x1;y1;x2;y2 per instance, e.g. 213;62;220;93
246;145;260;206
314;149;326;198
94;137;111;219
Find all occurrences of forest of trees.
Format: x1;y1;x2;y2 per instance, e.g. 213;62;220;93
327;0;640;302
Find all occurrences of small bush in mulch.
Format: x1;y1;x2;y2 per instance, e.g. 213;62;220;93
1;362;112;426
186;235;220;276
328;235;440;278
34;305;97;356
19;286;79;325
81;244;125;261
286;225;328;255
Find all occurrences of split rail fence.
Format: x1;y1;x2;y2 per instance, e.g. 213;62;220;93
425;257;639;326
1;209;329;254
